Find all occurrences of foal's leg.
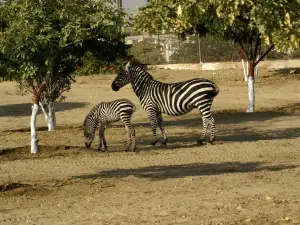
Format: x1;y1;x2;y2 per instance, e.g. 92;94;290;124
102;127;108;151
120;113;136;152
97;124;105;151
156;111;167;146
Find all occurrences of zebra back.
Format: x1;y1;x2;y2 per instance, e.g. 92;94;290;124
83;99;136;133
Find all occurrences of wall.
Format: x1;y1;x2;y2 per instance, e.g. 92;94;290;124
148;59;300;71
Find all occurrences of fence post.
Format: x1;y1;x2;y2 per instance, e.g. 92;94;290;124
197;34;202;63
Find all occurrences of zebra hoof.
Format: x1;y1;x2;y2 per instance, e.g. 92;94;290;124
125;149;135;152
197;140;204;145
160;142;167;147
97;147;107;152
209;138;215;145
151;140;157;146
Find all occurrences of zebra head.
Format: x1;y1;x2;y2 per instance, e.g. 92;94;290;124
111;61;132;91
83;117;97;149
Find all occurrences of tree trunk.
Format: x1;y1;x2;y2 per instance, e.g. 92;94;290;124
31;83;45;154
31;104;39;153
247;61;255;112
255;55;260;81
40;102;56;131
241;59;248;82
243;44;273;113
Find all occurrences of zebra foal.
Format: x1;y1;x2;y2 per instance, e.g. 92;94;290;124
83;99;136;152
111;60;219;146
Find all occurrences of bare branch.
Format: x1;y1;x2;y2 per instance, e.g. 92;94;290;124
254;44;274;66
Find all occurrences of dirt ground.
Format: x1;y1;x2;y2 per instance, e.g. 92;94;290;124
1;68;300;225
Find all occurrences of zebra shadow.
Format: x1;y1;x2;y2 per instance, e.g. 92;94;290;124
0;102;88;117
131;125;300;152
149;126;300;147
113;103;300;129
72;161;298;181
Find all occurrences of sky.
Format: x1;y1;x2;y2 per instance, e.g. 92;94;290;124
122;0;147;13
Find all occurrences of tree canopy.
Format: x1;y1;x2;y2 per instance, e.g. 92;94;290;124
0;0;126;102
134;0;300;59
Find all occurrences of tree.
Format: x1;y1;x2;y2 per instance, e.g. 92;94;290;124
129;40;163;64
30;82;45;154
134;0;300;112
0;0;126;131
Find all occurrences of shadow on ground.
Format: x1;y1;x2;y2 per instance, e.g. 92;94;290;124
112;103;300;129
133;126;300;151
0;102;87;117
73;161;298;181
273;67;300;76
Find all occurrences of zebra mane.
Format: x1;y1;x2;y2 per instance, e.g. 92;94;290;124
128;58;142;66
127;58;148;70
83;104;100;131
126;59;154;80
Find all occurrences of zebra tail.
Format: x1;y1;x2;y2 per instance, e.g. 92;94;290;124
132;103;136;112
213;83;220;97
125;99;136;113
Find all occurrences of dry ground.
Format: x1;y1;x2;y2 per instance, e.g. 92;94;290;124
0;68;300;225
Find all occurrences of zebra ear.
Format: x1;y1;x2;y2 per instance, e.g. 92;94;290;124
125;61;130;71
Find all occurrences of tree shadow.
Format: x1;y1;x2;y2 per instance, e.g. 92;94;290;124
272;67;300;76
0;102;87;117
72;161;298;181
217;126;300;142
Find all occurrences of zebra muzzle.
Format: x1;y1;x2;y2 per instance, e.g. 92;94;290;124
111;81;120;91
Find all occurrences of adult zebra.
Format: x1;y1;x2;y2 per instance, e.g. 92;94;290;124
111;61;219;146
83;99;136;152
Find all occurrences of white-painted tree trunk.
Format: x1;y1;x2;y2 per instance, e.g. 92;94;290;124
247;76;255;112
30;104;39;153
241;59;248;82
40;103;56;131
255;55;259;81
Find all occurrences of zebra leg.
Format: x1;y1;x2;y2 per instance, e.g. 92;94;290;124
197;117;209;144
129;126;136;152
121;114;136;152
102;127;108;151
147;111;158;146
209;116;216;144
196;100;215;145
123;124;136;152
97;125;105;151
156;112;167;146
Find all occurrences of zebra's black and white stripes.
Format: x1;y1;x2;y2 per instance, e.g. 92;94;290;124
112;61;219;146
83;99;136;152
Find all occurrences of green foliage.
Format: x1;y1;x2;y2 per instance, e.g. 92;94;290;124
0;0;125;103
133;1;177;35
75;52;124;75
129;40;164;64
134;0;300;59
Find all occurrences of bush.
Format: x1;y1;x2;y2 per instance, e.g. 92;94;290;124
128;40;164;65
74;52;124;76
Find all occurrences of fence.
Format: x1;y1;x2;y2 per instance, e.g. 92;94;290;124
126;34;300;65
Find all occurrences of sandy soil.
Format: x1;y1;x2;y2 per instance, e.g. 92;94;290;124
1;68;300;225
